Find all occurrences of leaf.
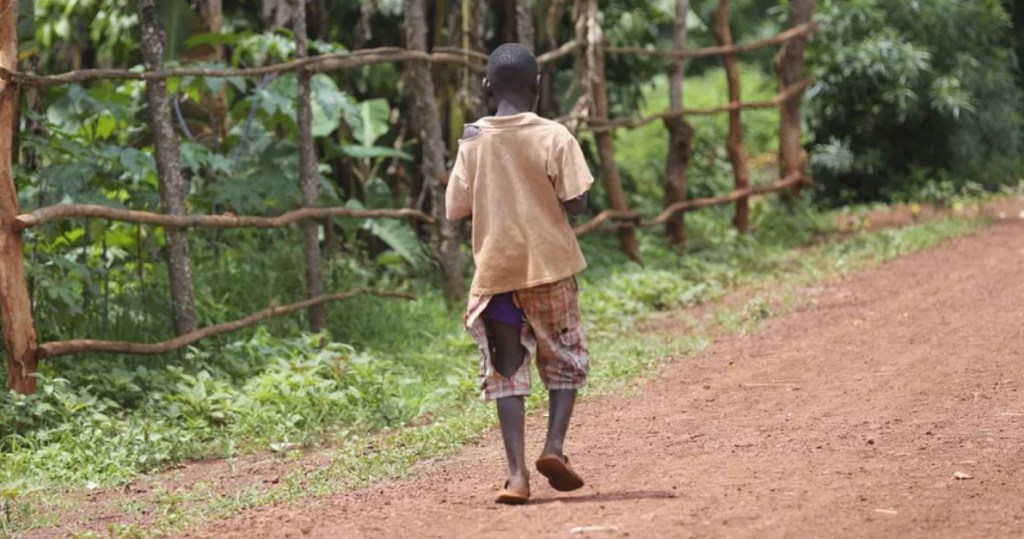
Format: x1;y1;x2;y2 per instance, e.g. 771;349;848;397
185;31;247;49
345;99;391;146
364;177;392;208
375;251;406;266
156;0;200;59
363;219;423;265
340;145;413;161
310;74;350;137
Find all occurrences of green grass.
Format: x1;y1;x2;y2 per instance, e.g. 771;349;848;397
0;197;987;538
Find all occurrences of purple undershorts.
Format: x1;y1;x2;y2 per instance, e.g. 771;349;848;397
483;292;525;327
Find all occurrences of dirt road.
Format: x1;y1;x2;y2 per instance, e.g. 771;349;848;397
189;221;1024;539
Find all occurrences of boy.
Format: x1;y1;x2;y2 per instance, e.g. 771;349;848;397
446;43;594;505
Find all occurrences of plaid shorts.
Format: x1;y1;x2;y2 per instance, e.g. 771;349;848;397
464;277;590;401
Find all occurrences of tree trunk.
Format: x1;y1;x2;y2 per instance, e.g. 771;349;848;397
200;0;227;149
539;0;569;118
404;0;466;307
578;0;641;263
0;1;38;394
775;0;815;195
294;0;327;332
463;0;488;119
503;0;517;43
664;0;693;248
714;0;751;233
136;0;199;335
517;0;535;50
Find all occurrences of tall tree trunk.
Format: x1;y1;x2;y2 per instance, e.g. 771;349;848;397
294;0;327;332
503;0;517;42
578;0;641;263
775;0;815;195
517;0;535;50
0;1;38;394
404;0;466;307
539;0;569;118
664;0;693;248
463;0;488;119
136;0;199;335
200;0;227;149
714;0;751;233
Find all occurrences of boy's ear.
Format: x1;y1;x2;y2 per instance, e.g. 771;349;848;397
483;77;492;96
532;74;541;94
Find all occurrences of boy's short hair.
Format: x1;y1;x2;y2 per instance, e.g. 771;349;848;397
487;43;538;94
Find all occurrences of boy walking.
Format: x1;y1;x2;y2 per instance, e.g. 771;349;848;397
446;43;594;505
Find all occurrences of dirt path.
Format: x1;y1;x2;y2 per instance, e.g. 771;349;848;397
187;222;1024;539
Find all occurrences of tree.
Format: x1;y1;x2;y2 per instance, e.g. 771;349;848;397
714;0;751;232
404;0;466;307
135;0;199;335
578;0;641;263
664;0;694;248
808;0;1023;202
0;0;38;394
775;0;815;194
292;0;327;332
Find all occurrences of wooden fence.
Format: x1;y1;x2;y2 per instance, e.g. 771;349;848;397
0;0;815;394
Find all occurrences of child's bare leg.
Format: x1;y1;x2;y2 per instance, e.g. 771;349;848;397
486;319;529;492
542;389;577;457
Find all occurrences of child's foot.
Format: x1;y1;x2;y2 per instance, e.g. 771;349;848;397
535;454;585;492
495;475;530;505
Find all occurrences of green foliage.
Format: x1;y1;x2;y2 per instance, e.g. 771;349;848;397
0;323;475;488
807;0;1024;203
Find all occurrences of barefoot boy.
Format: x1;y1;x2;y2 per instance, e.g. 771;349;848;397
446;43;593;505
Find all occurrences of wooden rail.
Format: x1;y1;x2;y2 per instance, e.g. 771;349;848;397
605;22;815;59
571;77;813;133
13;204;434;231
35;288;416;358
573;173;804;236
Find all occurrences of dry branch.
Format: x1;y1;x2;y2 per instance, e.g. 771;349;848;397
576;77;811;133
13;204;434;231
0;19;811;88
642;173;802;227
433;46;489;62
35;288;416;359
0;48;485;87
573;173;803;235
537;39;583;64
605;22;815;60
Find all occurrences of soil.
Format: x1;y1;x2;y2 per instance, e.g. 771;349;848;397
165;220;1024;538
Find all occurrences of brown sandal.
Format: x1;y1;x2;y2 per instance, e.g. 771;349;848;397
535;454;585;492
495;481;530;505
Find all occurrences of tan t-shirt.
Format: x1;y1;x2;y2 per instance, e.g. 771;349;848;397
446;112;594;296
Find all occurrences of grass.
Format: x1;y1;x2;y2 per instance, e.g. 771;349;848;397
0;196;989;538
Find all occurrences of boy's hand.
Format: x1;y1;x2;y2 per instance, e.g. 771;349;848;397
563;193;588;216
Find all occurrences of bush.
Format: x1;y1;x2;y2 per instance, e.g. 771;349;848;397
807;0;1023;203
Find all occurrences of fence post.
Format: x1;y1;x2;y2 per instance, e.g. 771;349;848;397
579;0;641;263
714;0;752;233
293;0;327;332
404;0;467;308
776;0;815;195
664;0;693;249
0;1;38;394
135;0;199;335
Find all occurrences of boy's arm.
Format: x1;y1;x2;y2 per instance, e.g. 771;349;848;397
563;193;588;216
550;132;595;216
445;137;475;220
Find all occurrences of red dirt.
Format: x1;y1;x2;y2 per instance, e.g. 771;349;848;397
169;220;1024;538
